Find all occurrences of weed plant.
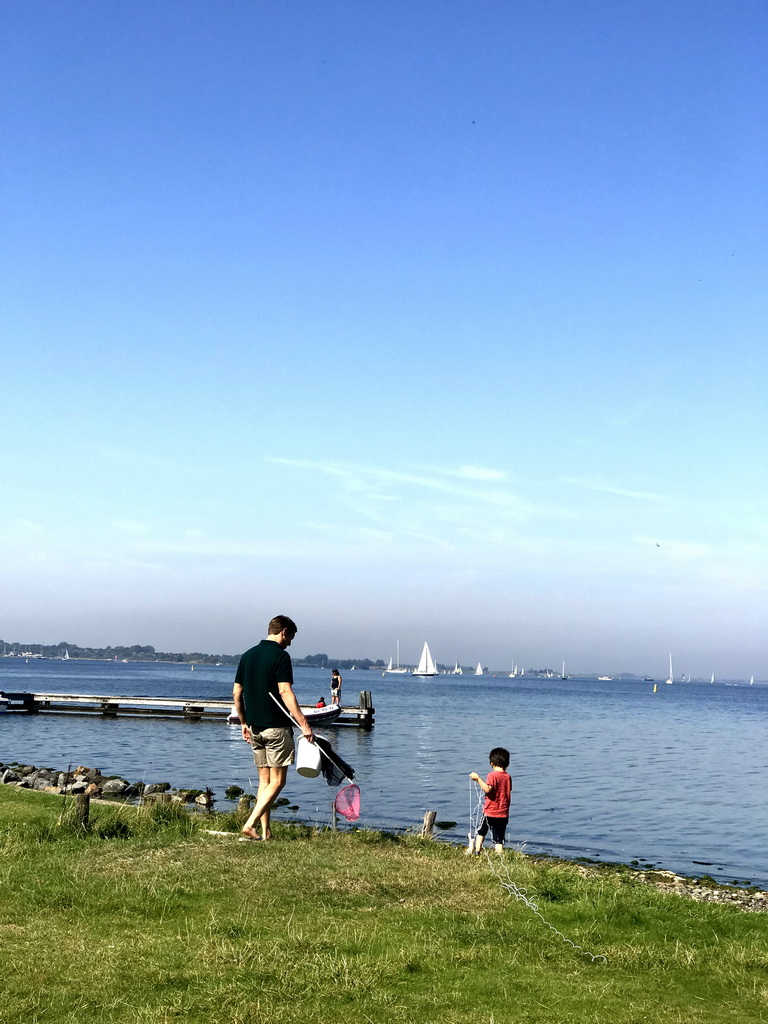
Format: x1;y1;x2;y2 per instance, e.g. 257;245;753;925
0;787;766;1024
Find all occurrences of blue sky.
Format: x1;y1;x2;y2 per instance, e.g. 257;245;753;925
2;1;766;676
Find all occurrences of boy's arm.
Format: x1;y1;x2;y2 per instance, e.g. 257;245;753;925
469;771;492;794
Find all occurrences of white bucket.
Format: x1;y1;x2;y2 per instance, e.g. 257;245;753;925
295;736;322;778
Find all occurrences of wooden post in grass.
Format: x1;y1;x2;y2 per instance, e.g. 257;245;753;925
75;793;90;828
421;810;436;838
331;801;337;830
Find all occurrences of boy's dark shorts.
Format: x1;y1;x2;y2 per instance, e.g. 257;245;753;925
478;815;508;845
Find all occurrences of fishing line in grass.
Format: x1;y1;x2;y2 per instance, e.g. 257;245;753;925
468;780;608;964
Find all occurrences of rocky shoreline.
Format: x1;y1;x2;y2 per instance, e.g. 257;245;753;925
0;760;215;807
564;860;768;914
3;759;766;913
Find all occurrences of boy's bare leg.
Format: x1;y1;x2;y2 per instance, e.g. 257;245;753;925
494;843;504;855
474;834;484;854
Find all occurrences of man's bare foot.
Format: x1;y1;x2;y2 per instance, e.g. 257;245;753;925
241;826;260;841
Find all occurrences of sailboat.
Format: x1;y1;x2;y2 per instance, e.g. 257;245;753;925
749;675;754;685
385;641;409;674
452;661;463;675
412;642;437;678
561;660;568;680
665;653;674;685
474;662;483;676
710;673;716;685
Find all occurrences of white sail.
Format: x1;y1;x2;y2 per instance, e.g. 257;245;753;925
452;661;463;675
474;662;483;676
665;653;674;684
710;673;715;684
412;641;437;677
385;640;409;674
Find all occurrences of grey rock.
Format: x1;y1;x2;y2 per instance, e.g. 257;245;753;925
1;769;21;784
144;783;171;795
33;776;58;792
142;792;171;805
101;779;129;796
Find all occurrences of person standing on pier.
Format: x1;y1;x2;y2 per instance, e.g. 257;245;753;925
330;667;342;706
232;615;314;841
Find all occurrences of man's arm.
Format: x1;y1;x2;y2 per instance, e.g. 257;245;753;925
278;681;314;741
232;682;250;742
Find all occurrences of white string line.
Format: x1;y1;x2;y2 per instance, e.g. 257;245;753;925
468;779;608;964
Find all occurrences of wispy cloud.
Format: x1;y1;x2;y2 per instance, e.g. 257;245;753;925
269;458;527;510
438;465;509;482
264;457;553;562
563;476;666;501
636;536;712;560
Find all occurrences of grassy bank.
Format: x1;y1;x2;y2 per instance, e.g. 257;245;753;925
1;788;766;1024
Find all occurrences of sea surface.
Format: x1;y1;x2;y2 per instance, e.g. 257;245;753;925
1;659;766;888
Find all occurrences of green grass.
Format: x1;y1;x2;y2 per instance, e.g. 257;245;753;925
0;787;766;1023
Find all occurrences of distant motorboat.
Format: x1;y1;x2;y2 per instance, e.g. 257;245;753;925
597;675;612;681
412;641;437;678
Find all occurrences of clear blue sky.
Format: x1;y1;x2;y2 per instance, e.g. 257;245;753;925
2;1;766;676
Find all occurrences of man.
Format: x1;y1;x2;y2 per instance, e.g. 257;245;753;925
232;615;314;841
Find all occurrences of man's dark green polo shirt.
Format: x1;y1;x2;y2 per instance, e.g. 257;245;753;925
235;640;293;730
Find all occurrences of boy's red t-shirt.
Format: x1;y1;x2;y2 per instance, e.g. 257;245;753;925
483;770;511;817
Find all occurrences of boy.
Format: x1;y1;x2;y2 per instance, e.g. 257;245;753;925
467;746;511;855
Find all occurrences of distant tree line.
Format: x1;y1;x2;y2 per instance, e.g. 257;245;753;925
0;640;391;670
291;653;386;670
0;640;239;665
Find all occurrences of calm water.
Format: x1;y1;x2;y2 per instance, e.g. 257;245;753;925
1;659;766;887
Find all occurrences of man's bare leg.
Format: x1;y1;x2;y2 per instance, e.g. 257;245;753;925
242;766;287;838
242;766;273;839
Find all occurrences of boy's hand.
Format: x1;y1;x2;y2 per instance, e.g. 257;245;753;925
469;772;480;782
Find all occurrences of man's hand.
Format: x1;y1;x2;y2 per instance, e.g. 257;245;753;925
302;724;315;743
241;724;251;743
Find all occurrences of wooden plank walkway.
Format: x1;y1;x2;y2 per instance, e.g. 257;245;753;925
0;690;375;729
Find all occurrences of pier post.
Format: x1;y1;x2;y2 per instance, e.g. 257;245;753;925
75;793;90;828
421;810;436;838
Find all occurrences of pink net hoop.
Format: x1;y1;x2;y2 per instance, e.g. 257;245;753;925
334;784;361;821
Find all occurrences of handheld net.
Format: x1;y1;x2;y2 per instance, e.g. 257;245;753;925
468;779;607;964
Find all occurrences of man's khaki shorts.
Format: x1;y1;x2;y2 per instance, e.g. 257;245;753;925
249;726;295;768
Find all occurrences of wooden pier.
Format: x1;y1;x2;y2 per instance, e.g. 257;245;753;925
0;690;375;729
